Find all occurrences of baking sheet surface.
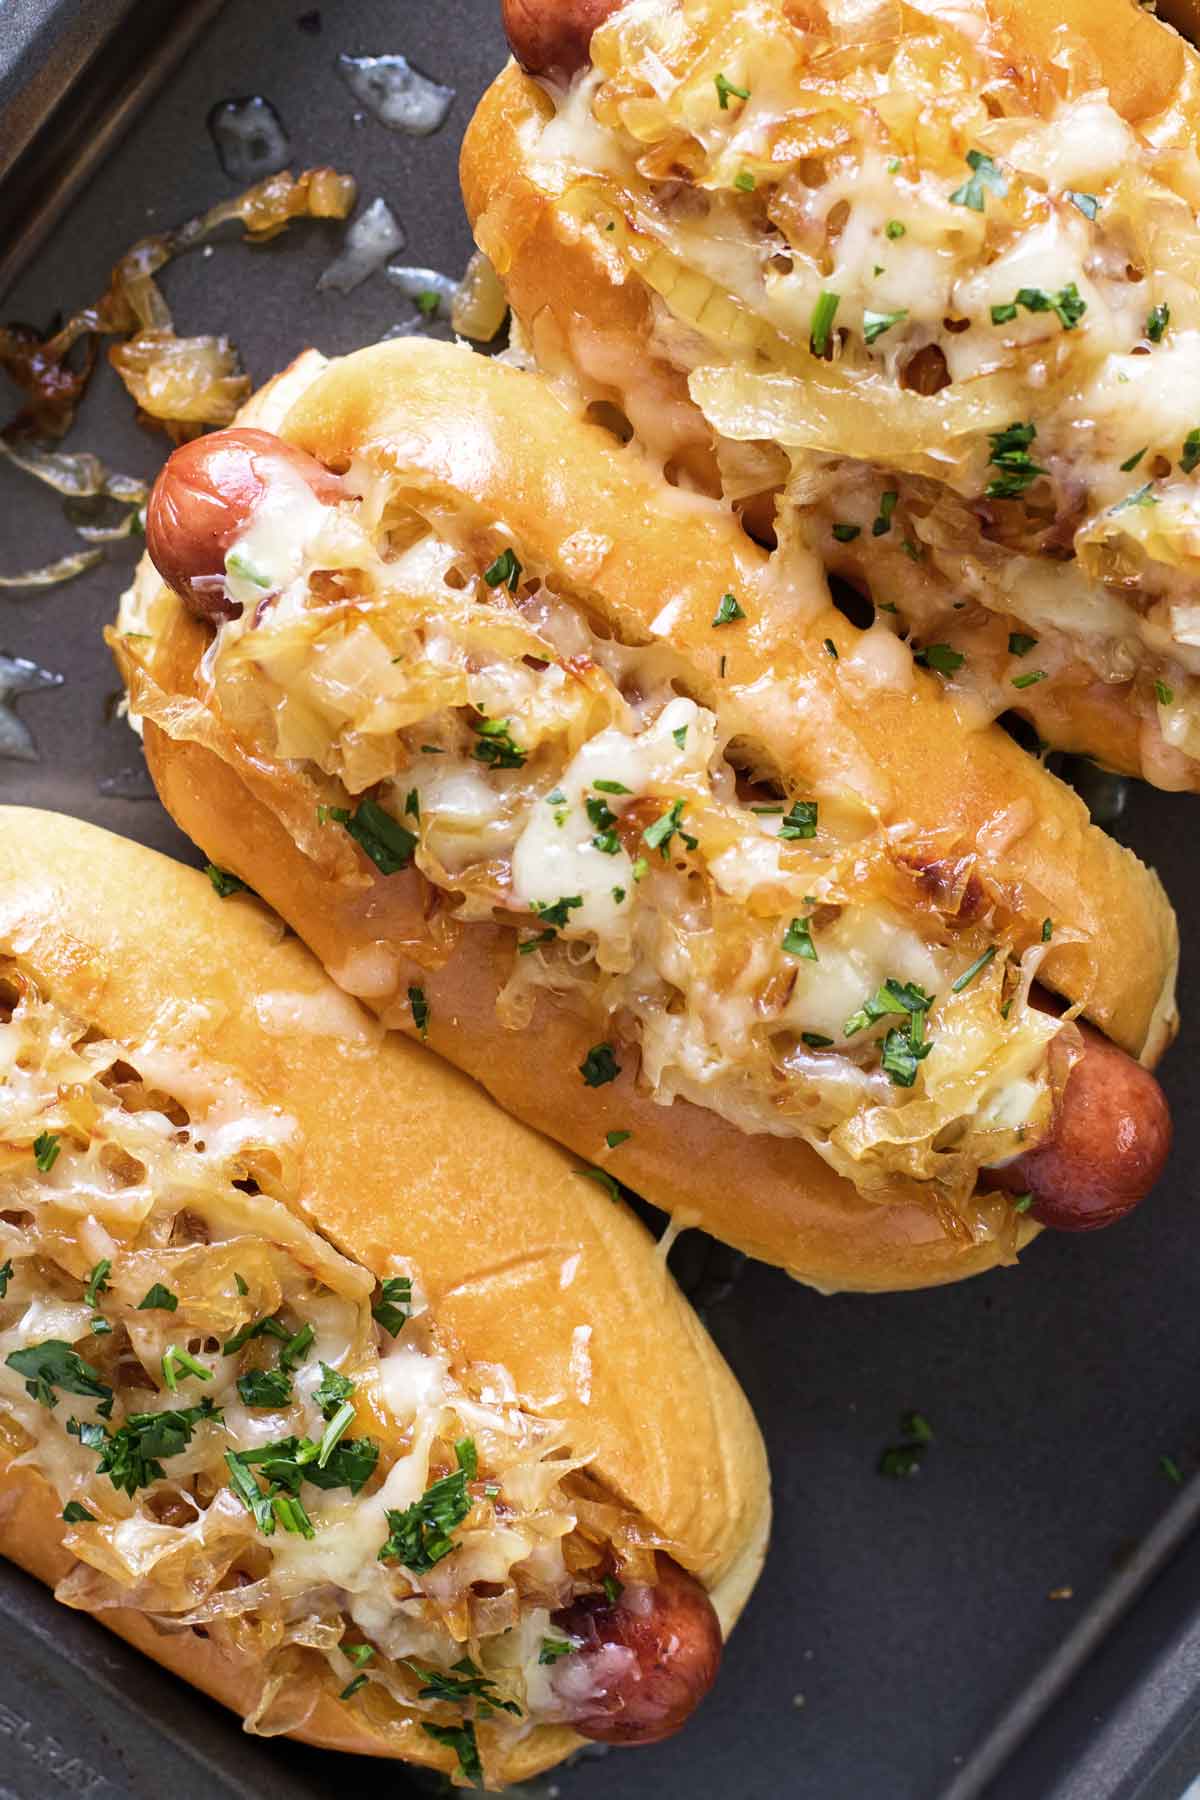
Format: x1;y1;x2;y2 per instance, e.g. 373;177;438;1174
1;4;1199;1796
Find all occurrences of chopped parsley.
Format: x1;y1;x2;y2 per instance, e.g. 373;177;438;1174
483;547;522;592
162;1346;213;1392
580;1043;620;1087
33;1131;60;1173
403;788;420;821
1155;680;1175;706
643;797;696;858
1013;1192;1034;1214
421;1721;482;1788
990;283;1086;331
782;917;818;961
586;794;620;854
801;1032;834;1049
0;1261;10;1299
137;1283;178;1312
518;927;557;956
409;984;430;1038
863;307;908;345
949;148;1007;212
321;799;416;874
832;522;861;542
872;490;898;536
532;895;583;930
951;945;997;992
407;1655;520;1717
234;1273;249;1296
986;421;1046;499
885;219;906;239
73;1399;220;1495
810;289;840;357
416;289;441;319
1147;302;1170;343
373;1275;413;1338
1041;917;1053;942
83;1260;111;1309
593;779;630;794
539;1637;575;1665
314;1362;355;1417
712;592;745;626
1065;190;1099;220
916;643;964;675
672;724;688;748
734;170;756;192
226;1429;379;1531
6;1341;114;1416
823;637;839;657
1011;669;1047;689
581;1167;620;1201
779;799;818;840
1112;481;1158;511
605;1129;631;1148
204;864;247;898
1181;429;1200;474
236;1366;293;1408
714;71;750;108
1120;447;1147;473
379;1441;475;1571
1008;632;1038;657
1161;1455;1184;1487
61;1502;95;1523
339;1674;369;1701
603;1574;624;1604
844;980;934;1088
471;716;526;769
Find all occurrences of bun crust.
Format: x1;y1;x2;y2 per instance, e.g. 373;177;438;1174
0;806;768;1780
112;342;1177;1291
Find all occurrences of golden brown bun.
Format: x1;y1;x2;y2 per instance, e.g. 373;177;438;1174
0;805;769;1783
112;341;1177;1291
459;0;1200;789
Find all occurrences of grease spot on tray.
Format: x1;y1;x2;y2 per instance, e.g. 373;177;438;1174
0;655;63;762
336;53;455;136
207;97;291;184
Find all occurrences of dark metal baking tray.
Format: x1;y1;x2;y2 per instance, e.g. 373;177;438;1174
1;3;1199;1795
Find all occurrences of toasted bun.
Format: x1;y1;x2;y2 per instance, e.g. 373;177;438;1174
112;341;1177;1291
0;806;769;1782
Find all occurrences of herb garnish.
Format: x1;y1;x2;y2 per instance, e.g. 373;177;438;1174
33;1132;60;1173
714;72;750;108
712;593;745;626
872;490;898;536
863;308;907;345
373;1276;413;1338
810;290;840;357
6;1341;113;1415
781;917;818;961
321;799;416;874
949;149;1007;211
580;1044;620;1087
951;946;997;992
471;716;526;769
73;1399;221;1495
986;422;1046;499
409;985;430;1037
1147;302;1170;343
137;1283;178;1312
483;547;522;592
379;1441;476;1571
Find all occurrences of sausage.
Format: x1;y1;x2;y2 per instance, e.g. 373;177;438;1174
145;427;344;622
547;1555;722;1743
502;0;626;79
988;1017;1171;1231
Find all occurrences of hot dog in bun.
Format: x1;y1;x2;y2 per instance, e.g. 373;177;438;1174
111;338;1177;1292
0;806;768;1785
465;0;1200;790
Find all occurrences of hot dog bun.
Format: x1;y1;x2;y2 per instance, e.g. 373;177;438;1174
462;0;1200;791
0;806;768;1783
110;340;1177;1290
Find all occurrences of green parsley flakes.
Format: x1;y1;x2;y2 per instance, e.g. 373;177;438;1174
949;149;1007;212
810;290;840;357
863;307;907;345
712;592;745;626
483;547;522;592
580;1043;621;1087
781;917;818;961
714;71;750;108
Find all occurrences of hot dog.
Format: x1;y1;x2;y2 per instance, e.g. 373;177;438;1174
110;338;1178;1294
463;0;1200;792
989;1022;1173;1231
0;806;769;1785
548;1554;723;1744
501;0;620;79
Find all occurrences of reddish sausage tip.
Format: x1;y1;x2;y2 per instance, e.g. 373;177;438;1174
549;1556;722;1744
502;0;626;79
990;1022;1171;1231
146;426;342;622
